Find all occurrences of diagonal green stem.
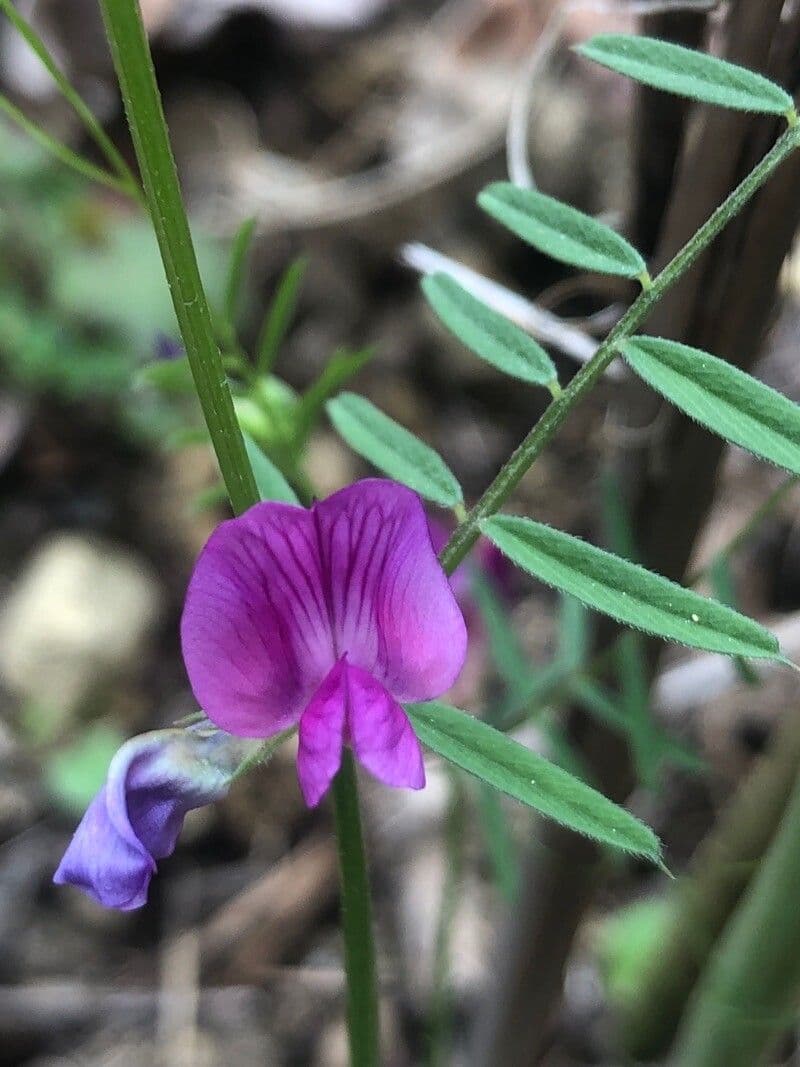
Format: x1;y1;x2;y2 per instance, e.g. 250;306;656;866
332;750;380;1066
98;0;257;516
440;123;800;575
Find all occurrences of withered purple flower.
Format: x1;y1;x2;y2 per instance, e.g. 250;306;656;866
53;726;253;910
181;480;467;806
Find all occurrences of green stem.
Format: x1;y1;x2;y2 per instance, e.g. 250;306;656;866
440;125;800;575
671;767;800;1066
476;779;519;902
0;0;142;201
332;750;380;1067
98;0;257;516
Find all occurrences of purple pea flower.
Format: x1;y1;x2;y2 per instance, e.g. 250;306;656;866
180;479;467;806
54;726;254;910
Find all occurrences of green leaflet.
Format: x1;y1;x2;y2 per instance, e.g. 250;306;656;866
294;346;373;446
577;34;794;118
326;392;463;507
599;898;673;1006
53;218;227;352
256;256;307;374
478;183;646;279
421;272;557;387
481;515;780;660
406;701;662;863
224;216;257;325
242;433;299;505
620;336;800;475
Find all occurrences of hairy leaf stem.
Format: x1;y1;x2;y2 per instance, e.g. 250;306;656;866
440;124;800;575
230;727;296;782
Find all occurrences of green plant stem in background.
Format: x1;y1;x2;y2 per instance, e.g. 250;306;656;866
721;474;800;557
98;0;257;515
0;0;143;202
476;780;519;902
332;750;380;1067
671;766;800;1066
689;474;800;585
440;124;800;574
0;93;133;196
98;8;378;1066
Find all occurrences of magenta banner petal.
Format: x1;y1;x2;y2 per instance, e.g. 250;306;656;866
346;663;425;791
315;481;467;701
181;479;467;806
182;480;466;738
297;659;348;807
181;502;335;737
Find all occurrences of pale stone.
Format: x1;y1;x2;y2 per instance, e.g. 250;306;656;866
0;534;163;717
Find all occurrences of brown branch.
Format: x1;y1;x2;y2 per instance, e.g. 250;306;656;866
631;7;708;256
